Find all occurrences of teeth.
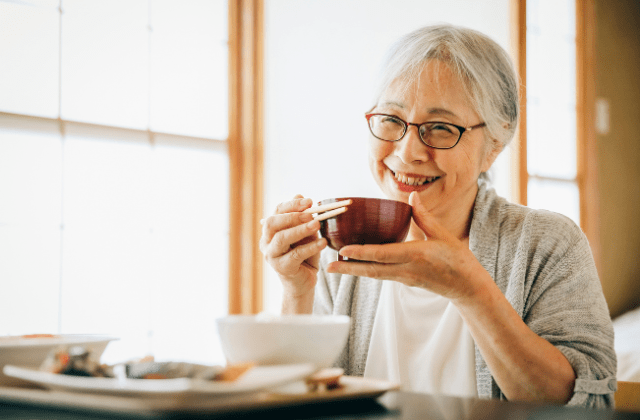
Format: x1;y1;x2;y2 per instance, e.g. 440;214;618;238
393;171;438;186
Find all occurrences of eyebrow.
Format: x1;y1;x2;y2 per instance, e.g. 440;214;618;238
378;100;405;109
425;107;458;118
377;102;459;119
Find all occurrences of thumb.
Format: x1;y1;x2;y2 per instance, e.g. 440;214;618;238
408;192;455;241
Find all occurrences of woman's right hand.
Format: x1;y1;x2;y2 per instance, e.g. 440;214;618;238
260;195;327;301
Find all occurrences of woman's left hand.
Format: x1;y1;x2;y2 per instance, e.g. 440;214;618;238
325;192;492;303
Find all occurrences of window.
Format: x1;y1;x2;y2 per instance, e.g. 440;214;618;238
526;0;580;224
0;0;230;365
1;0;600;339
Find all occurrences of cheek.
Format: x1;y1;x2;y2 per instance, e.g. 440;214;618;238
457;142;486;175
369;138;392;166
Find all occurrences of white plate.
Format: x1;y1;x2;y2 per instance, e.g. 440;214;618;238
3;363;316;397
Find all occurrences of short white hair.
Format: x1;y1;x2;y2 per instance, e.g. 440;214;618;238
372;24;520;151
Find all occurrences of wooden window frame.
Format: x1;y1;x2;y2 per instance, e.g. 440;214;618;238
228;0;264;314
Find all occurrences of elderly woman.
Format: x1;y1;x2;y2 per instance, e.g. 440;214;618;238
259;24;616;408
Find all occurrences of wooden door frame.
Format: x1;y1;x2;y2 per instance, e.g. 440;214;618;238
576;0;601;273
228;0;264;314
510;0;528;206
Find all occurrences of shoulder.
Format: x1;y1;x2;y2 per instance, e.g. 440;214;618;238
475;182;587;255
472;182;596;291
506;203;588;262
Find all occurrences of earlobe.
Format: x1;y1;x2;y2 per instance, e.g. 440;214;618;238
481;139;503;172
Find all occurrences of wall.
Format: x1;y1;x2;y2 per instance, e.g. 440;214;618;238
595;0;640;318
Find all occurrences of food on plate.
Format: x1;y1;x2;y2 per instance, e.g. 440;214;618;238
40;345;114;378
0;334;58;341
20;334;58;339
38;345;254;382
306;368;344;392
125;361;254;381
212;362;255;382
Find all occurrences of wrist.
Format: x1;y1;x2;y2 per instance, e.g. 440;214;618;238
451;260;499;310
281;288;315;314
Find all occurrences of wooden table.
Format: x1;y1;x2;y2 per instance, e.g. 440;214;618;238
1;389;640;419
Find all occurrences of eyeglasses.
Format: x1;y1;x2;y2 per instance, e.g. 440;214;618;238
365;113;486;150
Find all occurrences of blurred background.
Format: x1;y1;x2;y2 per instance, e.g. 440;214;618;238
0;0;638;365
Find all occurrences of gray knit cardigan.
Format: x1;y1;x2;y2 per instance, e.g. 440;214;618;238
313;180;617;408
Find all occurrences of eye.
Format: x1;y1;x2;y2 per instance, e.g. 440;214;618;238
380;115;403;126
429;122;455;134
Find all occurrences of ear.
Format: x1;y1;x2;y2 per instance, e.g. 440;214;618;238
480;138;503;173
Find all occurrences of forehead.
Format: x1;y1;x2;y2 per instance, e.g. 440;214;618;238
378;60;476;120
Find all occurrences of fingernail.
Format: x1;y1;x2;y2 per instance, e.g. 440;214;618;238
307;220;319;229
316;238;326;248
301;197;312;206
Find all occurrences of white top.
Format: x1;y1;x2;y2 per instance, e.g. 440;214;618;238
363;280;477;397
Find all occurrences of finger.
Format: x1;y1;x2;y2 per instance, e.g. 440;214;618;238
274;195;314;215
325;260;404;281
291;232;318;248
261;210;314;243
338;243;414;264
264;219;322;258
409;192;456;241
274;237;327;272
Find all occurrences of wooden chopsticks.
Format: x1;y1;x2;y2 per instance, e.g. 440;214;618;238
303;199;351;221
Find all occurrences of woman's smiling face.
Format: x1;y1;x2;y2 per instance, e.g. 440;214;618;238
369;60;498;223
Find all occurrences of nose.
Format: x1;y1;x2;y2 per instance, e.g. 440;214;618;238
394;124;431;164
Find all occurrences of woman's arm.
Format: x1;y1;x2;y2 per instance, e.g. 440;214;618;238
454;269;576;403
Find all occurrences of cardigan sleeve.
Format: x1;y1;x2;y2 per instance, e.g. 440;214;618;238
516;212;617;408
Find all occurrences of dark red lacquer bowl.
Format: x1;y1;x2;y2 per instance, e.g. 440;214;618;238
318;197;412;252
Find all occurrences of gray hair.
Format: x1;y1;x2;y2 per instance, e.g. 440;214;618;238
372;24;520;151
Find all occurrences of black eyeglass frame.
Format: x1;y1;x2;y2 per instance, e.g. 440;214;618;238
365;113;486;150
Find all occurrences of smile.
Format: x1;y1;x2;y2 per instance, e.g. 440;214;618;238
392;170;441;187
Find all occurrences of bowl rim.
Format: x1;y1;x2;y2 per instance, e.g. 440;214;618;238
216;314;350;325
0;334;118;349
318;196;411;207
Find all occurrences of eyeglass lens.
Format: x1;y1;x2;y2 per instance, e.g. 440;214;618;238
368;114;461;148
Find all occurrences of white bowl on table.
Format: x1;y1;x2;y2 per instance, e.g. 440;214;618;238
0;334;117;387
216;314;350;369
